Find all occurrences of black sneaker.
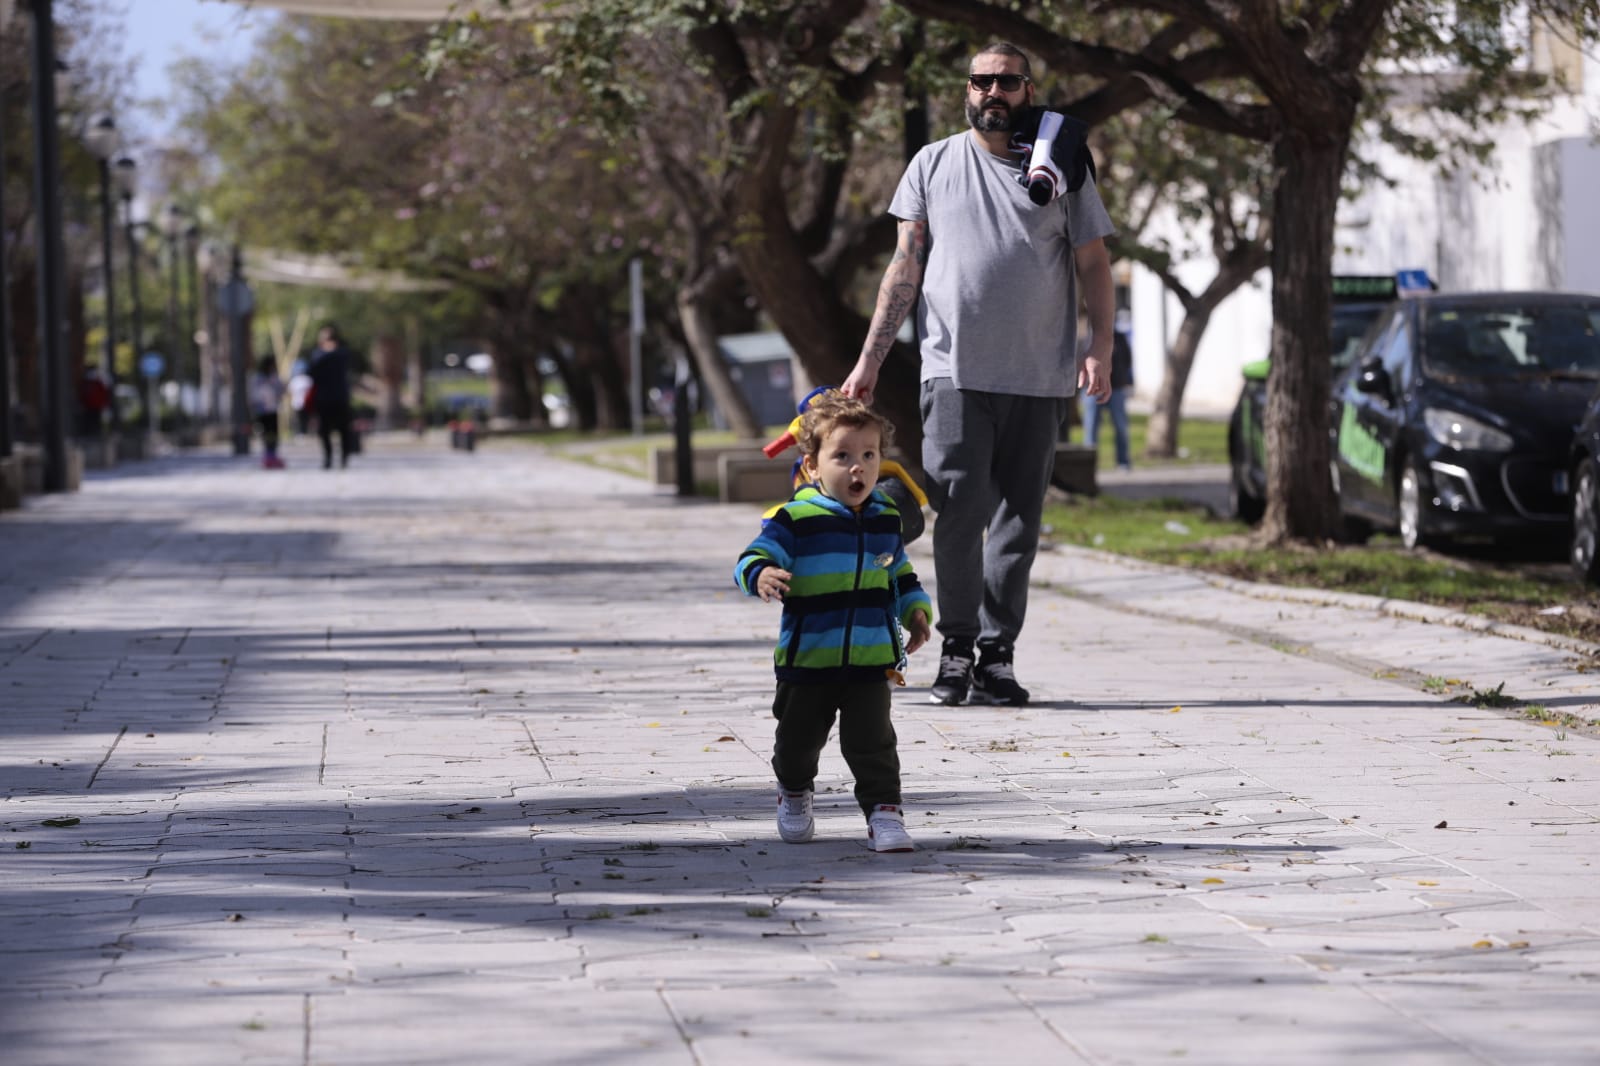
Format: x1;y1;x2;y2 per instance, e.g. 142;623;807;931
929;639;974;705
970;642;1030;706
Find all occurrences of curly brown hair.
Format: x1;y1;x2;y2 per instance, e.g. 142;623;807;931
796;391;894;459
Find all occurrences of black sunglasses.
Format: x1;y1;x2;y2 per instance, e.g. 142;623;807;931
967;73;1029;92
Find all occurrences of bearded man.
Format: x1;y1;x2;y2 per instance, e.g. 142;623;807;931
843;41;1117;707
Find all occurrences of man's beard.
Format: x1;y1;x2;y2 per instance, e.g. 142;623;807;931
966;97;1017;133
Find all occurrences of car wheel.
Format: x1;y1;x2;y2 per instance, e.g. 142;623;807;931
1398;457;1428;550
1228;464;1264;524
1572;457;1600;584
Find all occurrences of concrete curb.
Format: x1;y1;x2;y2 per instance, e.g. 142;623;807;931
1052;543;1600;660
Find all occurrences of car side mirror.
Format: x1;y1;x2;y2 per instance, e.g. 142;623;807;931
1356;360;1391;397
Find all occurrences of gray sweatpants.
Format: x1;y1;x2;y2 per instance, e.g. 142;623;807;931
920;378;1068;647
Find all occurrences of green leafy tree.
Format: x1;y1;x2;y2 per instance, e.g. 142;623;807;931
179;15;673;430
442;0;932;451
3;0;138;432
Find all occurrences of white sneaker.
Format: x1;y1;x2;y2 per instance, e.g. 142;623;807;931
777;789;814;843
867;804;915;852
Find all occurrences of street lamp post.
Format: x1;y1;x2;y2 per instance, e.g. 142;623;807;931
84;113;119;434
24;0;72;491
161;201;184;434
196;240;222;421
112;156;151;442
183;222;201;419
224;245;253;457
0;64;14;465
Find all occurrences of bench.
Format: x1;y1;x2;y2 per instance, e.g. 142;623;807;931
1052;442;1098;496
0;455;21;510
648;442;770;488
718;455;798;505
12;442;83;496
78;437;118;470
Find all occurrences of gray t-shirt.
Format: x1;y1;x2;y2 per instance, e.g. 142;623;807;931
889;130;1116;397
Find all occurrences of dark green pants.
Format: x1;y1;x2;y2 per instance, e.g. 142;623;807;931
771;680;900;818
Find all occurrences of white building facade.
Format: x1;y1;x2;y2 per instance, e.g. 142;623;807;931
1126;32;1600;416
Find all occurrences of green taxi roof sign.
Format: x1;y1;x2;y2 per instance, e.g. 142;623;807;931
1332;274;1399;300
1331;270;1434;302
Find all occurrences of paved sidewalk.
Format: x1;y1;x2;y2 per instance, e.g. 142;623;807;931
1;433;1596;1066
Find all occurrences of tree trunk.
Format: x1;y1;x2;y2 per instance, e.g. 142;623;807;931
1260;131;1345;544
1145;311;1209;460
676;279;761;440
550;345;598;432
596;327;633;431
371;333;406;430
487;335;532;422
559;294;630;431
1145;248;1267;458
729;127;923;466
404;315;425;429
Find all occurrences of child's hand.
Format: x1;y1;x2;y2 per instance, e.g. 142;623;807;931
756;566;791;603
905;610;931;655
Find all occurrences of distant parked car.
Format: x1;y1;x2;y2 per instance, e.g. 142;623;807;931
1228;276;1399;522
1331;291;1600;550
1570;385;1600;583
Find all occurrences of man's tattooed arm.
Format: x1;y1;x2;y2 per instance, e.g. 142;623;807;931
860;220;927;366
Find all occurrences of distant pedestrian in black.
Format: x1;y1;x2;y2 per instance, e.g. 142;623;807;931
308;325;356;469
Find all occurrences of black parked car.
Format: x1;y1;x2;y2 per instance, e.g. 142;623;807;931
1331;291;1600;549
1228;276;1398;522
1571;388;1600;583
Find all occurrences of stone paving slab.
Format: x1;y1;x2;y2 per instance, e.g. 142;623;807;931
1;434;1596;1065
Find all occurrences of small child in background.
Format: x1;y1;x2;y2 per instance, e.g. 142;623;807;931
734;391;932;852
251;355;287;469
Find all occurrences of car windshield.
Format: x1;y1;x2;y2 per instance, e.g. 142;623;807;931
1330;303;1389;372
1422;302;1600;378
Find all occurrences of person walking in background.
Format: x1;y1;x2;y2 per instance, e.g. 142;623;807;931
843;41;1117;708
734;392;933;852
251;355;287;469
288;358;314;436
307;324;356;469
78;368;112;439
1081;316;1134;470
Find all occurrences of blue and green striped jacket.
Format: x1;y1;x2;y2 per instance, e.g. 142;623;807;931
735;485;932;684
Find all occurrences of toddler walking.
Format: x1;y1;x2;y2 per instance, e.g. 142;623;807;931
251;355;287;469
734;392;932;851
